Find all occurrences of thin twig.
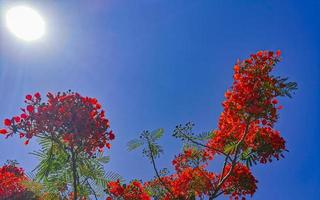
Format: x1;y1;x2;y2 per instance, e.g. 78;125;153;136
146;139;175;199
177;129;231;159
86;180;98;200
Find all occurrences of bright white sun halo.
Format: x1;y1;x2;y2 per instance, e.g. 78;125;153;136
5;6;45;41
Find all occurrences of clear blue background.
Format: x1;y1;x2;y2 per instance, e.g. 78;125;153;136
0;0;319;199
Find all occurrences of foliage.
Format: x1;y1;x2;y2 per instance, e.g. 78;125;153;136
127;128;164;161
24;136;114;199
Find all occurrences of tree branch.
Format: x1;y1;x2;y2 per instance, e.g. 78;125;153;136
178;129;232;158
86;180;98;200
146;139;175;199
210;118;251;199
71;148;78;200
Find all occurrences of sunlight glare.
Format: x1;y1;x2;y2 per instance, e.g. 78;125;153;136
5;6;45;41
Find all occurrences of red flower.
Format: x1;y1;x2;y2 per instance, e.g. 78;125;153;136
25;95;32;101
14;116;21;123
276;49;281;57
4;119;11;126
257;51;263;57
0;129;7;134
96;103;101;109
234;65;240;72
20;113;27;119
272;99;278;104
109;131;115;140
24;140;29;145
26;105;34;113
34;92;41;99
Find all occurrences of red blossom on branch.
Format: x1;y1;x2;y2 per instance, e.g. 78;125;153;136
220;163;257;198
206;50;287;163
1;91;114;155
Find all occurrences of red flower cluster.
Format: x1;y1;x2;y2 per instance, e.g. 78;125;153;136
220;163;257;199
172;148;212;172
1;91;114;155
206;50;286;163
106;180;150;200
161;167;216;199
107;148;216;199
0;164;27;198
122;149;216;199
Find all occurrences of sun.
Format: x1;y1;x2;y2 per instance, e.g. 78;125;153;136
5;5;46;41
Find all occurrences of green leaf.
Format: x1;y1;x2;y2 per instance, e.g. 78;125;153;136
105;171;124;182
151;128;164;140
224;141;237;154
127;139;144;151
96;156;110;164
197;131;214;141
239;148;258;168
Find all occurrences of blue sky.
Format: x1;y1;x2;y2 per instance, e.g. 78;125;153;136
0;0;319;199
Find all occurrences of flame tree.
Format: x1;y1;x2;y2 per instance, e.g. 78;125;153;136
106;50;297;200
1;91;115;199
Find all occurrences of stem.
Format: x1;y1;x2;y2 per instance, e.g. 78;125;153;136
71;148;78;200
86;180;98;200
212;190;224;199
147;139;175;199
177;129;231;159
